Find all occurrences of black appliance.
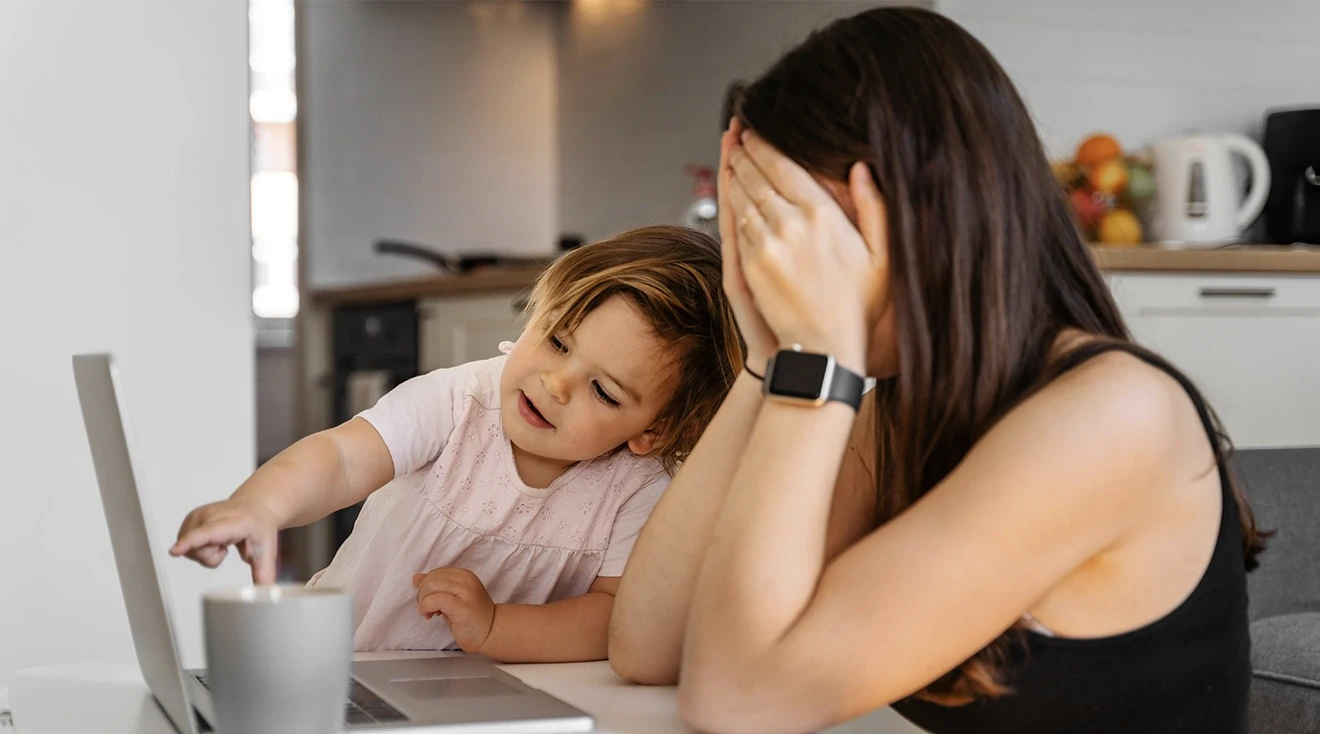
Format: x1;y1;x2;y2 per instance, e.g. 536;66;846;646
1263;108;1320;244
330;302;418;545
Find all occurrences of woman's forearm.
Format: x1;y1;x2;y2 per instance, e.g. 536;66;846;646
681;400;855;696
608;372;765;684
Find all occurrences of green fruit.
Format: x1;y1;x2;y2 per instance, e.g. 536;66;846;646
1126;164;1155;200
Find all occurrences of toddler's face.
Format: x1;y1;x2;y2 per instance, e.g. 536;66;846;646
500;295;676;464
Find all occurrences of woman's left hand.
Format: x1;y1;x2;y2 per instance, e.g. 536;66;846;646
726;130;890;374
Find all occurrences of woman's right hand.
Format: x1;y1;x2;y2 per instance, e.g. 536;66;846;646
171;496;281;584
719;119;778;375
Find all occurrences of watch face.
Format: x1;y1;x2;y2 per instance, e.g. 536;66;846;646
767;350;832;400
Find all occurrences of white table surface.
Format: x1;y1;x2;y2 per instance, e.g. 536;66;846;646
9;652;922;733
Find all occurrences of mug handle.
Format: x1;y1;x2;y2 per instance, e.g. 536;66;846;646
1222;133;1271;231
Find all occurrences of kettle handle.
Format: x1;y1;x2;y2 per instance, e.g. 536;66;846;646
1221;133;1271;231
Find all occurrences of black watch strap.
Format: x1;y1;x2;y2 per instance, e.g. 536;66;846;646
827;365;866;411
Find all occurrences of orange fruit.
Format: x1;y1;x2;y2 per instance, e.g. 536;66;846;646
1075;134;1122;168
1087;158;1129;195
1097;208;1142;246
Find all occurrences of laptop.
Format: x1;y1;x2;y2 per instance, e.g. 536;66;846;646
72;354;595;733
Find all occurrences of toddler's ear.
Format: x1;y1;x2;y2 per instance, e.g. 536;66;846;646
627;428;660;456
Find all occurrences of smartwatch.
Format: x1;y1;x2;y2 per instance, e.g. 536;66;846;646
762;345;866;411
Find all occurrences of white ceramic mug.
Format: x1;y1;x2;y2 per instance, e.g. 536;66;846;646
203;585;353;734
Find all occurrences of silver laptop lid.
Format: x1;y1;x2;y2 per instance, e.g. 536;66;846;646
72;354;199;734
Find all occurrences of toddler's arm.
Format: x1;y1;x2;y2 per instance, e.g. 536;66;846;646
414;570;619;663
174;365;468;583
171;417;394;582
480;575;620;662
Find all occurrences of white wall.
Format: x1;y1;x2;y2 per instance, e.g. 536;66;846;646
557;0;912;242
0;1;253;685
300;1;559;288
939;0;1320;160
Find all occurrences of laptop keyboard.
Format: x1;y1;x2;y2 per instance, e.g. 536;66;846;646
343;681;410;726
195;676;408;726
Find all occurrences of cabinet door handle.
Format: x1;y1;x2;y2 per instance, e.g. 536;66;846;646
1198;287;1277;299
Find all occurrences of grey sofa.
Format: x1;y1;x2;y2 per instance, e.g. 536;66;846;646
1236;448;1320;733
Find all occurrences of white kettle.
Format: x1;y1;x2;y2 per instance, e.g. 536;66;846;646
1148;133;1271;247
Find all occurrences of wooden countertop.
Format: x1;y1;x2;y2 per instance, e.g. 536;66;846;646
309;265;546;307
1089;244;1320;274
308;245;1320;307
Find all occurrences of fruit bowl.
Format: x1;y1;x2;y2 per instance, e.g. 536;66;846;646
1053;133;1155;247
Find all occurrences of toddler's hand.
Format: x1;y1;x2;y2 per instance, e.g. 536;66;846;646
412;568;495;654
171;497;280;584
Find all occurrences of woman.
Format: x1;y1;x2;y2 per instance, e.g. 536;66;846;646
609;7;1263;734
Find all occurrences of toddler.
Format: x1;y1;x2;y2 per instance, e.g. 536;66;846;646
172;226;743;662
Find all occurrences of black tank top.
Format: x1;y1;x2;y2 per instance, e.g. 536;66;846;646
890;342;1251;734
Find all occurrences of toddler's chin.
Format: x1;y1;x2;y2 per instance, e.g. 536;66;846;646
507;433;571;463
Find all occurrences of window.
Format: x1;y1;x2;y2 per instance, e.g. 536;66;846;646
249;0;299;325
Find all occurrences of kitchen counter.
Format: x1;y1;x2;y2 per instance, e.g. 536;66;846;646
308;247;1320;308
1089;244;1320;274
309;265;545;307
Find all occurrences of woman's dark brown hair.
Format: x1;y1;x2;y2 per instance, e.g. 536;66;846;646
733;6;1265;705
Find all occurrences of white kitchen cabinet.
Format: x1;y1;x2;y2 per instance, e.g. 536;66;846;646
1106;273;1320;448
418;292;529;373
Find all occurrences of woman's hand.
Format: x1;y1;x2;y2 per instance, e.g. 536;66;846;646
726;130;890;375
718;120;779;376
